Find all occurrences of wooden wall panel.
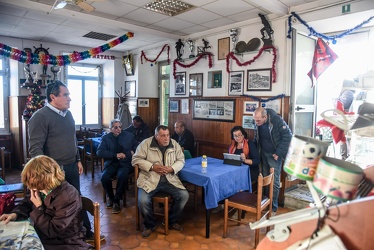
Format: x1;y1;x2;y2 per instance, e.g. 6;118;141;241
137;98;158;134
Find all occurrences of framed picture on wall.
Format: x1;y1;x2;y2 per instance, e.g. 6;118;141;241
125;80;136;97
138;98;149;107
123;54;134;76
262;98;282;114
218;37;230;60
208;70;222;89
247;68;272;91
189;73;203;97
175;72;186;95
228;71;244;96
193;99;235;122
169;100;179;113
243;101;259;114
181;99;189;114
243;115;255;129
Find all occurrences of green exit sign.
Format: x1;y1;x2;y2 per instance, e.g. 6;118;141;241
342;4;351;13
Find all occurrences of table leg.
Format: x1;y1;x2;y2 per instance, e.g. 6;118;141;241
206;208;210;238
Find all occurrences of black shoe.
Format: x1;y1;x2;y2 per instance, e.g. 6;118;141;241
106;199;113;209
162;221;183;231
112;203;121;214
85;231;106;242
141;226;156;238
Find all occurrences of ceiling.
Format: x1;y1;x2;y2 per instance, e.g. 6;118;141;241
0;0;356;53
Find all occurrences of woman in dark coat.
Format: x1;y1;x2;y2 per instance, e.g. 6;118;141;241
0;155;90;250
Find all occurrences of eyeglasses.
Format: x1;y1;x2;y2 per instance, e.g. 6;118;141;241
233;134;243;138
112;125;122;130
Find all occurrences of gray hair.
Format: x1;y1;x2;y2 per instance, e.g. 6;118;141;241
110;119;121;128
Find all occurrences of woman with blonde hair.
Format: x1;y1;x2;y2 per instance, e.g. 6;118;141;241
0;155;91;249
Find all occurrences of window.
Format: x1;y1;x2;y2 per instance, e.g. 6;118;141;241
0;56;9;133
158;62;170;125
66;65;102;128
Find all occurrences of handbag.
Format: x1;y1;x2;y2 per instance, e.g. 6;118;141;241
0;193;16;215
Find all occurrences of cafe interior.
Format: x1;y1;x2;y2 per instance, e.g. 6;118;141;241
1;0;374;249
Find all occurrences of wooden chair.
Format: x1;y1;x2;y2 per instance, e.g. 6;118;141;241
101;158;135;207
134;164;171;235
0;147;5;181
0;133;13;172
223;168;274;248
83;138;102;178
81;196;100;249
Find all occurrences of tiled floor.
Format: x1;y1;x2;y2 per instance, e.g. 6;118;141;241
6;166;293;250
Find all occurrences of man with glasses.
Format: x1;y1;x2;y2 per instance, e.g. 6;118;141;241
132;125;189;238
97;119;138;214
253;107;292;215
28;80;103;243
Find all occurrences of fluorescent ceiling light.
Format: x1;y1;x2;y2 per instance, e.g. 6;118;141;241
55;0;67;10
144;0;195;16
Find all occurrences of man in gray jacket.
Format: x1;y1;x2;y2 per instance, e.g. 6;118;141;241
132;125;189;238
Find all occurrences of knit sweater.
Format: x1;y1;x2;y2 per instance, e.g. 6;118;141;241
28;106;79;165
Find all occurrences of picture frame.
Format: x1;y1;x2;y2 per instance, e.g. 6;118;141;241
262;98;282;114
175;72;186;95
218;37;230;60
181;99;189;114
138;98;149;107
125;80;136;97
193;99;235;122
247;68;272;91
123;54;134;76
189;73;203;97
243;101;259;114
169;100;179;113
228;71;244;96
243;115;255;129
208;70;222;89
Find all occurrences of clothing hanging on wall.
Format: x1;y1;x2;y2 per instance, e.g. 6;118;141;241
115;103;132;128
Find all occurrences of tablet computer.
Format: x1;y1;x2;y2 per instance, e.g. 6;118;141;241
223;153;242;161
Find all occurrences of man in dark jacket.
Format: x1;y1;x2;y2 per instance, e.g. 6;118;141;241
253;107;292;214
97;119;138;214
171;121;195;157
125;115;152;143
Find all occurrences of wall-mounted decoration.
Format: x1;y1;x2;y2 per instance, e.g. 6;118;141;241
123;54;134;76
208;70;222;89
193;99;235;122
125;80;136;97
138;99;149;107
243;101;259;114
170;100;179;113
181;99;189;114
228;71;244;96
247;68;272;91
189;73;203;97
175;71;186;95
218;37;230;60
243;115;255;129
262;98;282;114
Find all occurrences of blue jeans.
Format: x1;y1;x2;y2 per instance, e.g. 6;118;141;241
138;177;189;229
101;163;133;203
61;162;91;233
261;151;282;212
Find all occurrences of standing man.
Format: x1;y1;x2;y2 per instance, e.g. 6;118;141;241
28;80;102;242
97;119;138;214
125;115;152;143
253;107;292;215
132;125;189;238
171;121;195;157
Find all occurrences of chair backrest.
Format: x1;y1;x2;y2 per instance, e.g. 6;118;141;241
257;168;274;211
194;141;199;157
81;196;100;249
134;165;140;230
0;147;5;181
83;138;94;155
0;133;12;151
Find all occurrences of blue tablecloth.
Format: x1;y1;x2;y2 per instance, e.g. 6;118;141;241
179;157;251;209
84;137;102;154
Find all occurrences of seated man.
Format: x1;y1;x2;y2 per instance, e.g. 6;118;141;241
125;115;152;143
171;121;195;157
97;119;138;214
132;125;189;238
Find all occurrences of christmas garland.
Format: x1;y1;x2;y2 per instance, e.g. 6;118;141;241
173;52;213;79
242;94;285;103
141;44;170;64
226;45;277;83
287;12;374;44
0;32;133;66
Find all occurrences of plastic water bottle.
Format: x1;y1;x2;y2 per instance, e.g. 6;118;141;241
201;155;208;174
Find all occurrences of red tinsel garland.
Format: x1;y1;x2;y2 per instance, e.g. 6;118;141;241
141;44;170;64
173;52;213;79
226;45;277;83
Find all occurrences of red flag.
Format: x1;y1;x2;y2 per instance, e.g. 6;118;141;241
307;38;338;86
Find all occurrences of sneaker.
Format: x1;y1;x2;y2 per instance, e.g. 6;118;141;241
141;226;156;238
106;199;113;209
112;203;121;214
271;211;277;217
85;231;106;242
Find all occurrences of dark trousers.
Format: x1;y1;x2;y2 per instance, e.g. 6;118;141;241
101;163;133;203
62;162;91;234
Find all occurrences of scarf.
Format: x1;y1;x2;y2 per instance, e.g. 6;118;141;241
228;138;250;158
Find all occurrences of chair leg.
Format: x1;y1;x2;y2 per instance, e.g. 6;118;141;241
103;188;106;203
123;187;127;208
91;158;94;179
164;197;169;235
223;199;228;238
194;185;198;211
